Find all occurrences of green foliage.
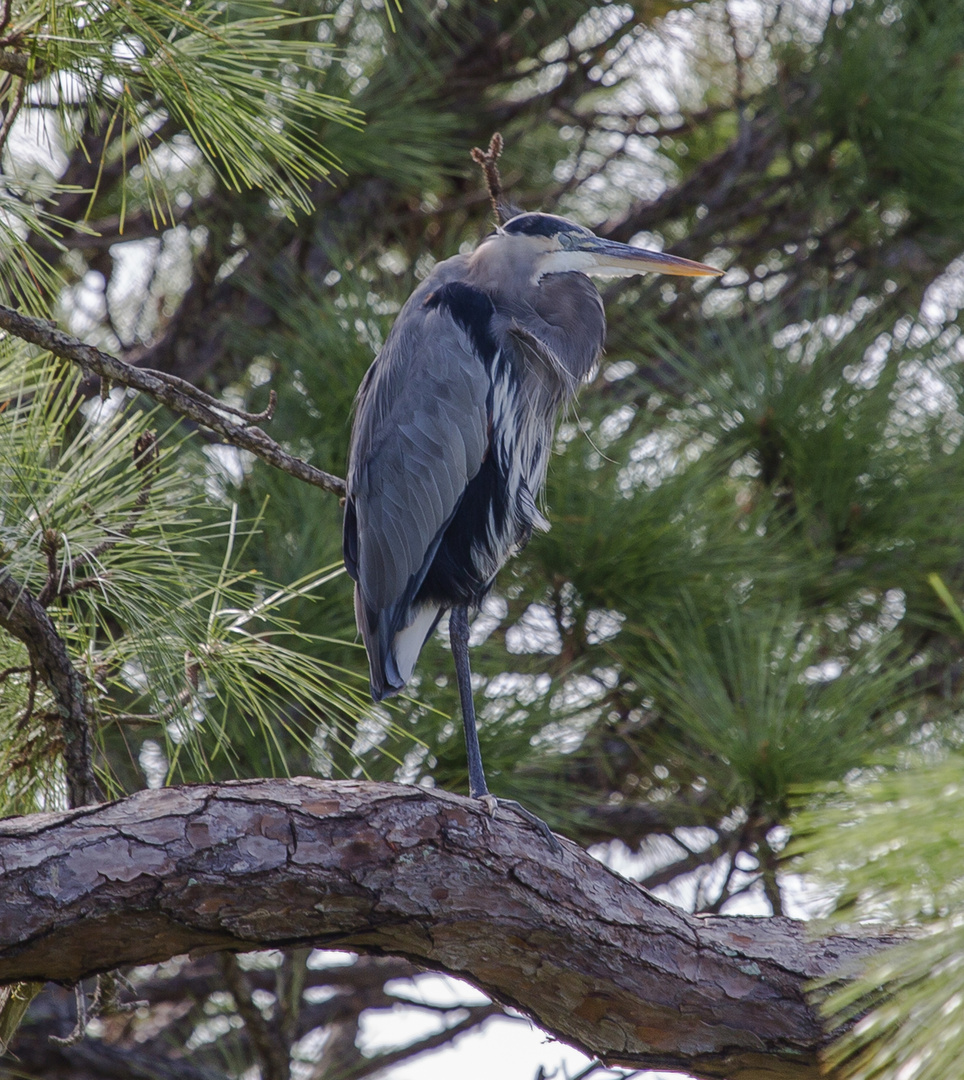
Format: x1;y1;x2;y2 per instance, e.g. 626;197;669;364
6;0;964;1071
794;757;964;1080
814;0;964;228
640;304;964;606
0;343;370;812
0;982;43;1056
0;191;86;310
643;598;913;814
0;0;359;310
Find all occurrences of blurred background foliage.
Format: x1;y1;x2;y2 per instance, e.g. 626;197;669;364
2;0;964;1077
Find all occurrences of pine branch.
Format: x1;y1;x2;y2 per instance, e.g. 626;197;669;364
0;778;905;1080
0;304;346;497
0;572;100;807
34;432;159;609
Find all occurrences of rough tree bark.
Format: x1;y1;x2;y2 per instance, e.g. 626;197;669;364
0;779;894;1080
0;575;100;809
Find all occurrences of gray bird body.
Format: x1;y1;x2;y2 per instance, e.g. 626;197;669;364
345;224;605;700
344;212;719;719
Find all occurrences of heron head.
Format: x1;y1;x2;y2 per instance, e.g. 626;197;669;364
497;212;722;284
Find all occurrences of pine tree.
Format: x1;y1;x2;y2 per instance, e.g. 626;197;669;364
1;0;963;1077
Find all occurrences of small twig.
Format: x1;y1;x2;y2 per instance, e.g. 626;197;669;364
91;971;145;1016
71;430;159;577
15;666;37;732
387;995;489;1013
0;0;12;38
0;73;24;160
337;1002;504;1080
36;529;62;608
569;1062;613;1080
637;828;732;892
42;531;59;580
702;821;750;915
58;575;109;599
0;304;345;496
219;954;289;1080
232;387;276;424
0;664;29;683
141;368;278;426
106;686;193;725
471;133;513;226
758;830;784;916
547;121;596;203
0;52;34;77
49;973;145;1047
50;984;88;1047
278;947;308;1048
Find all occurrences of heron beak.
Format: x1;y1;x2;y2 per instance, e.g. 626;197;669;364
573;236;722;279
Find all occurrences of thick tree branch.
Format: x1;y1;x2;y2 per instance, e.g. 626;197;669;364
0;305;346;497
0;778;898;1080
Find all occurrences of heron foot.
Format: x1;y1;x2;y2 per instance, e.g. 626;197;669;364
474;794;563;856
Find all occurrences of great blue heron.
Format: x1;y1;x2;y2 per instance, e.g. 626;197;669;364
344;211;720;841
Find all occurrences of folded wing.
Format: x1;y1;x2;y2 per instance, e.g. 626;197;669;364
344;283;494;699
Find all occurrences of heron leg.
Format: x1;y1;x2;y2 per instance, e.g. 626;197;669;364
449;604;562;856
449;604;489;800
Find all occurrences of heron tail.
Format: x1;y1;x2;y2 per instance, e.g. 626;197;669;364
358;586;443;701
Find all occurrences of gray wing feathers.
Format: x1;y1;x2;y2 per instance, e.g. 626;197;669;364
353;344;488;609
346;298;491;695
